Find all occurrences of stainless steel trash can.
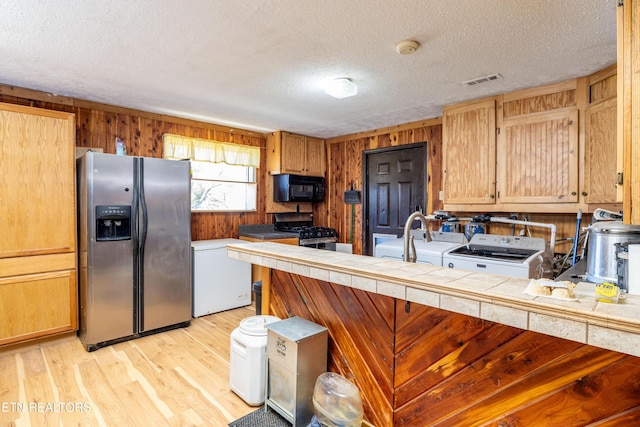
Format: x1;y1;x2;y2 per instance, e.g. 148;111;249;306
265;316;328;426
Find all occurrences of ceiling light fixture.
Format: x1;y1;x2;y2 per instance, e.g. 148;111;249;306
325;78;357;99
396;39;420;55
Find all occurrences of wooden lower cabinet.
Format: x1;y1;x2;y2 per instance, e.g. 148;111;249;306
0;102;78;347
269;269;640;426
0;269;77;346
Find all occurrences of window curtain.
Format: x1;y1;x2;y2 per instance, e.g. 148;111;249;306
162;134;260;168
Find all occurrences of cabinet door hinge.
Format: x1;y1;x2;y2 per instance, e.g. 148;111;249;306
618;0;624;7
497;127;500;135
617;172;624;185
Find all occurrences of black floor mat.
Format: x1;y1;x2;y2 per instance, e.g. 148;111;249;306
228;406;292;427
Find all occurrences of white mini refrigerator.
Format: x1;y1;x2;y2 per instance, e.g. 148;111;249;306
191;239;251;317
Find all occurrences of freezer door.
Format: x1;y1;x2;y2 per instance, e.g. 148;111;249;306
81;153;136;346
191;239;251;316
139;157;192;332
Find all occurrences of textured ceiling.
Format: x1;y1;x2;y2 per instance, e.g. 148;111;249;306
0;1;617;138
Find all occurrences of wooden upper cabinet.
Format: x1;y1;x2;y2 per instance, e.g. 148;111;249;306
585;97;619;204
303;136;325;177
267;131;326;177
498;109;579;204
280;132;306;174
442;98;497;205
618;0;638;223
442;76;622;213
0;103;76;259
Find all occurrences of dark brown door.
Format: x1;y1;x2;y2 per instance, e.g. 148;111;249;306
363;143;426;255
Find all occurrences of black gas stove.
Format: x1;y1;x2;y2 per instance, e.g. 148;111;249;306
273;213;337;249
283;226;336;240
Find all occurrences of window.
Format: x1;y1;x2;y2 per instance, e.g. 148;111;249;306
191;161;257;211
163;134;259;212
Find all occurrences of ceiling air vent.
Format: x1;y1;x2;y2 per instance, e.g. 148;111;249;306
462;73;502;86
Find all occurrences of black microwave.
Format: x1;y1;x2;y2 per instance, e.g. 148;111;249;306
273;174;325;202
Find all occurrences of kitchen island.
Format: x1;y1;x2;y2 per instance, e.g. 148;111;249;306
237;224;299;285
227;242;640;426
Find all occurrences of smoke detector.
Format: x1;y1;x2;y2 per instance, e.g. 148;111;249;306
396;40;420;55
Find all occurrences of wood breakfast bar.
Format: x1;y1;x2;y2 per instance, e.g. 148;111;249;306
227;242;640;426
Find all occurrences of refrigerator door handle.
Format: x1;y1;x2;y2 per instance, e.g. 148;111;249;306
138;158;149;331
132;158;145;332
132;161;140;250
139;159;149;250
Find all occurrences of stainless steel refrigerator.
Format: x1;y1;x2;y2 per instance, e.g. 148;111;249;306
77;152;192;351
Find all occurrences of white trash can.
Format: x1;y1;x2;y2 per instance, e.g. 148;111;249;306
230;315;280;405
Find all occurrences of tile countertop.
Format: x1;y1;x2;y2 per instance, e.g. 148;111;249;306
226;241;640;358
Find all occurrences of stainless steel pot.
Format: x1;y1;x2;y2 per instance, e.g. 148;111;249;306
586;221;640;284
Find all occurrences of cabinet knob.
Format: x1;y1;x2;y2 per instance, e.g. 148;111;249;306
571;191;577;196
490;194;495;199
582;192;588;196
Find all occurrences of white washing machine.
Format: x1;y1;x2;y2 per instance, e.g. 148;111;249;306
374;232;466;266
442;234;547;278
191;239;251;317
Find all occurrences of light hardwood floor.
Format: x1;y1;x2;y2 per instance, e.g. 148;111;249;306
0;305;257;426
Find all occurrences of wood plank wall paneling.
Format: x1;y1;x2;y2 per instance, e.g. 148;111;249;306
322;113;585;256
319;138;367;245
0;90;268;241
324;124;443;255
270;270;640;427
323;80;597;258
270;269;395;427
0;82;610;253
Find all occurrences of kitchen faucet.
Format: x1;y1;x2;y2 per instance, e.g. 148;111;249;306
403;211;431;262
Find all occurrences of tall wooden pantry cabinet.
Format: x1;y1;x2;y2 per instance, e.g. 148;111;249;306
0;102;78;346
